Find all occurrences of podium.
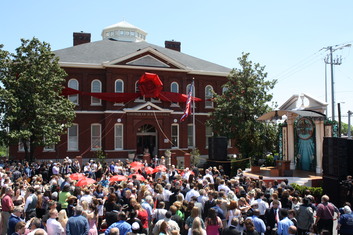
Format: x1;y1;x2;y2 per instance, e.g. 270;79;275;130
276;160;291;176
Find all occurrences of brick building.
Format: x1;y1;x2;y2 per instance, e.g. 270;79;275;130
10;21;236;163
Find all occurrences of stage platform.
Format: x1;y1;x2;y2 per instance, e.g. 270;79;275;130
243;167;322;187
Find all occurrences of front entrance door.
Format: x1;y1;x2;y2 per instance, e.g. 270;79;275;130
136;124;157;156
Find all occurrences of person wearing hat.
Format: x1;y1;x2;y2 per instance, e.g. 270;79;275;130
337;205;353;235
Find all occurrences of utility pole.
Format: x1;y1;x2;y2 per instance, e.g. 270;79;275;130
323;43;351;121
348;110;352;139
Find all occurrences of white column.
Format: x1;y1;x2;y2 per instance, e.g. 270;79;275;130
287;114;296;170
314;118;324;174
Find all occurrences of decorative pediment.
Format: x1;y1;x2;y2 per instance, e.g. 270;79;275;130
126;55;170;67
105;47;186;69
279;93;327;113
124;101;173;113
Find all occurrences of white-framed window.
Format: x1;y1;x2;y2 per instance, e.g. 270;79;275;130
171;124;179;148
205;126;213;148
91;124;101;150
44;138;55;151
115;79;124;105
187;124;194;148
18;140;30;152
170;82;179;106
68;124;79;151
114;124;123;150
68;79;79;105
91;80;102;105
205;85;214;108
135;80;145;102
222;85;228;94
115;79;124;93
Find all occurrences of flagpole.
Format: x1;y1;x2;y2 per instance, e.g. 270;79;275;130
192;78;196;151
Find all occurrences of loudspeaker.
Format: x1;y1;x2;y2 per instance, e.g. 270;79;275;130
323;176;347;207
208;136;228;161
323;137;353;180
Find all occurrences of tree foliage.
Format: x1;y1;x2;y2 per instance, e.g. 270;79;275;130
0;38;76;162
208;53;277;159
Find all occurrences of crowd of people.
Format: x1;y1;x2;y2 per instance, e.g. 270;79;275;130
0;156;352;235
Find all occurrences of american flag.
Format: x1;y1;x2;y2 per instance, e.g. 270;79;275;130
180;81;193;122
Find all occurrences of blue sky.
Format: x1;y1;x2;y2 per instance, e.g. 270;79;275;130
1;0;353;123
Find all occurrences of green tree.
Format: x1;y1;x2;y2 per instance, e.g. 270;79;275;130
0;38;76;162
208;53;277;161
341;122;353;136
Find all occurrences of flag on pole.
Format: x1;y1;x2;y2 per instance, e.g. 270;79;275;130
180;81;193;122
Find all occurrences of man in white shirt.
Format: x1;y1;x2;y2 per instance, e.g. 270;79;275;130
52;163;60;175
217;179;231;194
255;191;269;217
46;209;65;235
185;183;200;202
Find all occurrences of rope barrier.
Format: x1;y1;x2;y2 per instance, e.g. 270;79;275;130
206;157;251;163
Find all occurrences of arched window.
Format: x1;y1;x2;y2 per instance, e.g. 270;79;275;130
135;80;145;102
170;82;179;106
68;79;79;105
205;85;214;108
91;80;102;105
115;79;124;93
222;85;229;94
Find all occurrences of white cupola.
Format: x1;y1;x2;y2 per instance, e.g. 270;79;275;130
101;21;147;42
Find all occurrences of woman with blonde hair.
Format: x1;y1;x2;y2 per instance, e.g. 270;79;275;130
227;200;242;228
58;209;69;231
188;217;206;235
185;206;205;230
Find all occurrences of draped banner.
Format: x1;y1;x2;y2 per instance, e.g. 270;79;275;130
62;72;202;103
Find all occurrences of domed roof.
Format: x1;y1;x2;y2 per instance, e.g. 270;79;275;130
102;20;147;42
103;21;146;33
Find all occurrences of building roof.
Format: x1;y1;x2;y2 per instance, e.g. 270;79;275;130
53;39;231;76
103;20;146;33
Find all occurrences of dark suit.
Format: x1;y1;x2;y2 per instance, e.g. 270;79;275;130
222;225;241;235
203;199;216;219
264;208;280;235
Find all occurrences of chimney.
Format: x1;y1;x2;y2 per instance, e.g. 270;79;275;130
165;40;181;52
73;32;91;46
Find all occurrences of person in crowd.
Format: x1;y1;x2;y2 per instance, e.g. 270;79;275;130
337;205;353;235
7;206;24;235
58;209;69;232
66;205;89;235
205;208;223;235
27;218;48;235
187;217;206;235
24;187;38;220
105;212;132;235
247;209;266;235
46;209;65;235
314;195;340;235
264;200;280;235
2;187;14;235
288;226;297;235
296;197;314;235
11;221;26;235
152;211;180;235
277;209;294;235
244;219;259;235
222;217;241;235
